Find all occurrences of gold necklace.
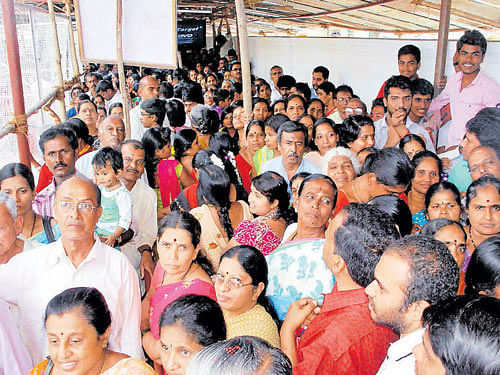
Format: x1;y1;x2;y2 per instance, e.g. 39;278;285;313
352;181;362;202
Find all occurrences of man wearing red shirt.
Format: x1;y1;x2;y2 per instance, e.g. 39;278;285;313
281;203;399;375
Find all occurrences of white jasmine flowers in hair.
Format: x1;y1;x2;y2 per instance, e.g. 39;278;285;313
210;154;225;170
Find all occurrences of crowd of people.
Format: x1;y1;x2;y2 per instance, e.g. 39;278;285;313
0;28;499;375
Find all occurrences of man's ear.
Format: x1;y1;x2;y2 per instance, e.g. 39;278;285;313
383;97;388;108
95;206;103;220
406;300;430;325
14;216;23;236
366;173;377;188
329;253;346;275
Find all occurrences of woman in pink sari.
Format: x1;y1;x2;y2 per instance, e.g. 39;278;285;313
141;211;215;369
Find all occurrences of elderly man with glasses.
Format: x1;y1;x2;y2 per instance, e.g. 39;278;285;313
0;176;142;364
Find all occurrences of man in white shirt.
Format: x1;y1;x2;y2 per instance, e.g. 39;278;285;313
365;235;459;375
374;75;432;150
0;298;32;374
269;65;283;104
0;176;143;363
76;115;126;180
118;140;157;295
130;75;160;141
331;85;354;124
96;79;122;110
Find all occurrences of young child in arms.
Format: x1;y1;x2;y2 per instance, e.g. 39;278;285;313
92;147;133;247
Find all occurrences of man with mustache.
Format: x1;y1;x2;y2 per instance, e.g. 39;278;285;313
117;140;157;295
33;127;79;217
75;115;126;180
374;75;431;149
261;121;320;197
311;65;329;98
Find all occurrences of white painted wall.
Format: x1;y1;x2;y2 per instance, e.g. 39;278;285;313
248;37;500;107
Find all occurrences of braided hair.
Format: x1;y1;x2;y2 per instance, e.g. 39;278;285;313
198;165;234;239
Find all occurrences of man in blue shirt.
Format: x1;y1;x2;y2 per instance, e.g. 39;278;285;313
261;120;320;196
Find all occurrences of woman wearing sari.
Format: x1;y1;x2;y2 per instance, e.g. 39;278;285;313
0;163;60;249
265;174;337;320
31;287;155;375
141;211;215;370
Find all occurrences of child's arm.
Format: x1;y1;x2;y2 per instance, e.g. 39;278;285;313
103;187;133;247
116;187;133;230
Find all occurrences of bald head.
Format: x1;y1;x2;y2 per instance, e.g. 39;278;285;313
98;115;125;149
138;75;160;100
56;176;101;207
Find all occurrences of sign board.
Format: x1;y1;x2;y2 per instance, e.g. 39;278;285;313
178;20;206;48
74;0;177;68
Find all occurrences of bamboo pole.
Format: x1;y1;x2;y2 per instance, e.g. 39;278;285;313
433;0;452;96
234;0;252;121
0;0;32;167
64;0;80;77
0;88;60;139
47;0;67;121
116;0;131;139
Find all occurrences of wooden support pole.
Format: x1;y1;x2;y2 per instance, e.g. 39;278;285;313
1;0;32;167
433;0;452;95
47;0;67;121
116;0;131;139
64;0;80;77
234;0;252;121
235;15;241;60
212;17;216;49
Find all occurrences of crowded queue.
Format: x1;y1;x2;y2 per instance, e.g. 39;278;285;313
0;29;500;375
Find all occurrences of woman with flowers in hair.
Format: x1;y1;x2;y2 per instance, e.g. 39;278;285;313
210;132;248;202
190;164;252;269
190;104;220;150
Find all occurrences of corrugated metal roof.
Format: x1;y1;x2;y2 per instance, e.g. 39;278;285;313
20;0;500;40
178;0;500;40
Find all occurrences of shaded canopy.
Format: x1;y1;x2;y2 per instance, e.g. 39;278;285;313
25;0;500;39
